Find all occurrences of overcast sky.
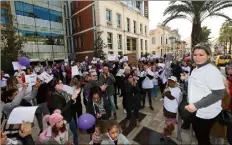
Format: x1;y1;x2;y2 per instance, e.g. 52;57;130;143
149;1;232;41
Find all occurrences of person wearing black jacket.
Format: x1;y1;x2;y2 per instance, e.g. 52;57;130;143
124;73;141;127
86;87;111;134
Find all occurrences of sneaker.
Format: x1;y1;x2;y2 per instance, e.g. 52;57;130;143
150;106;154;110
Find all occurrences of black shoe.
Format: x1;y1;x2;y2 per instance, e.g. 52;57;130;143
150;106;154;110
116;106;119;110
181;123;190;130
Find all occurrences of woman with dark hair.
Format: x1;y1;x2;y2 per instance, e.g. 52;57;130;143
124;73;141;127
45;78;81;145
86;87;111;121
185;43;225;145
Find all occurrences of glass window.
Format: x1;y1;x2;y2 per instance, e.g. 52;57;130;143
140;23;143;34
116;13;121;28
24;3;33;13
152;37;156;44
133;20;136;33
132;39;136;50
50;10;62;22
106;9;111;22
145;25;147;34
145;40;147;50
127;18;130;32
35;32;51;45
1;8;8;24
15;10;24;16
140;39;143;50
127;39;130;51
15;1;23;11
51;33;64;45
117;34;122;50
107;32;112;49
49;1;61;7
34;6;49;20
18;30;36;44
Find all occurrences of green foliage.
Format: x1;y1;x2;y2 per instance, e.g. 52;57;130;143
219;20;232;53
199;26;211;43
93;31;107;60
1;11;26;73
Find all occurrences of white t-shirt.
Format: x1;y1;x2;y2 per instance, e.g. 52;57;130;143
152;72;159;86
142;69;154;89
164;87;181;113
188;64;225;119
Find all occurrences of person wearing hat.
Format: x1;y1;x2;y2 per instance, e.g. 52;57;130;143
39;109;73;144
162;76;181;136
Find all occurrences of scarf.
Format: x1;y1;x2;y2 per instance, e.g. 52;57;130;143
55;89;71;103
93;98;106;115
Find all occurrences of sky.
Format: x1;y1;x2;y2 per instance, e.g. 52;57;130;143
149;1;232;42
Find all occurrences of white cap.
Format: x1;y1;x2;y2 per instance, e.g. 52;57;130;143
4;74;10;78
168;76;177;82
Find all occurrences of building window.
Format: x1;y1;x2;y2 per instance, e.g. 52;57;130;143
1;8;8;24
107;32;112;49
50;10;62;22
127;39;130;51
108;51;113;55
132;39;136;50
166;38;168;44
117;34;122;50
161;37;163;45
106;9;112;25
152;37;156;44
118;51;123;56
140;23;143;34
145;40;147;50
116;13;121;28
133;20;136;33
127;18;130;32
140;39;143;50
145;25;147;35
136;1;141;9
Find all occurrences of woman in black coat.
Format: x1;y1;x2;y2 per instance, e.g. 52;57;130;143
124;73;141;127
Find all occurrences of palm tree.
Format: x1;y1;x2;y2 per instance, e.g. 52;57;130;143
219;20;232;54
199;26;211;43
162;1;232;47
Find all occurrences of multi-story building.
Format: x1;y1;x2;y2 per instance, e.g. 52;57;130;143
71;1;149;61
1;1;68;63
150;24;181;57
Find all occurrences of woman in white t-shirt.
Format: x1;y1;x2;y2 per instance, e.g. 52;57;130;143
151;65;159;100
186;43;225;145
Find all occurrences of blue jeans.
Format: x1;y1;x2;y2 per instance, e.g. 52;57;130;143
70;118;78;145
109;95;116;113
152;85;158;97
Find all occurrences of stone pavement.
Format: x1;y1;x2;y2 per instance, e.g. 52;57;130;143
31;93;197;145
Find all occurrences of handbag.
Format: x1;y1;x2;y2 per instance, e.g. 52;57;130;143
178;95;196;122
216;109;232;126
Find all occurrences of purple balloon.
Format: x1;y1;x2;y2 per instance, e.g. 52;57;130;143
18;57;30;67
78;113;96;130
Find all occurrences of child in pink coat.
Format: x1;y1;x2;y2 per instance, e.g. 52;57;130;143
39;109;73;144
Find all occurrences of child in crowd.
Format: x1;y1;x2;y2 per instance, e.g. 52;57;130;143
90;121;104;145
39;109;73;144
162;76;181;136
101;120;129;145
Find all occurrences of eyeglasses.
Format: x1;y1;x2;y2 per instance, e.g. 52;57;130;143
227;74;232;77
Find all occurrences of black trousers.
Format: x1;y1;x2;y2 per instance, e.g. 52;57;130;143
227;122;232;145
192;116;215;145
126;108;139;120
142;88;152;106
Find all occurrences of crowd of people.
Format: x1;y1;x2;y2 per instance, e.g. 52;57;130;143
1;43;232;145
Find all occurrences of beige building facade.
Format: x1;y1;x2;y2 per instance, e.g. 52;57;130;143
150;25;181;57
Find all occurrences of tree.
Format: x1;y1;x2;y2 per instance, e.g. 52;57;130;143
1;11;26;73
93;31;107;60
162;1;232;47
219;20;232;54
199;26;211;43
